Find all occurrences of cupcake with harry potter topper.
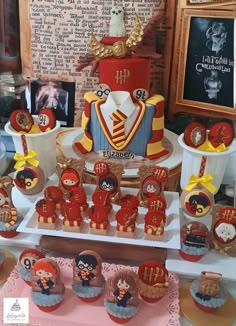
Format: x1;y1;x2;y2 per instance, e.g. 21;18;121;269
138;260;169;303
31;258;65;312
138;165;168;207
17;248;45;285
210;205;236;257
0;176;23;238
190;271;227;312
71;250;105;302
94;161;123;203
104;269;140;324
179;222;209;262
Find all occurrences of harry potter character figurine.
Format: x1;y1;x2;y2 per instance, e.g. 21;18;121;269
33;260;56;295
105;269;140;323
75;253;97;286
72;250;105;302
31;258;65;312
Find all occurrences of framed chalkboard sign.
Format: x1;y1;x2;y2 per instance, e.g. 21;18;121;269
169;2;236;120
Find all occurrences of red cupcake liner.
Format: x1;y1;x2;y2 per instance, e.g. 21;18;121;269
36;301;62;312
0;229;19;238
107;313;133;324
140;294;163;303
193;298;217;313
77;293;102;303
23;279;32;286
179;250;203;262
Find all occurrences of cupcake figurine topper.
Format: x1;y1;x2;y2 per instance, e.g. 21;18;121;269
56;157;85;199
31;258;65;312
190;271;226;313
138;165;169;206
138;260;169;302
17;248;45;285
72;250;105;302
210;204;236;256
105;269;139;323
179;222;209;262
94;161;123;203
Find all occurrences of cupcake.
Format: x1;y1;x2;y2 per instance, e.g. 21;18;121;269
0;248;5;270
17;249;45;285
179;221;209;262
71;250;105;302
31;258;65;312
190;271;227;312
138;261;169;303
104;269;140;324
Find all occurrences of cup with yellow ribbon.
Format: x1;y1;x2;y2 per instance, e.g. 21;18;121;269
178;132;236;195
13;135;45;196
5;115;60;179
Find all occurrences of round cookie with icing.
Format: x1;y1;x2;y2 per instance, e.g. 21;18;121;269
38;108;56;132
13;165;45;195
10;109;34;132
138;260;169;303
184;122;206;148
180;188;213;218
208;122;234;148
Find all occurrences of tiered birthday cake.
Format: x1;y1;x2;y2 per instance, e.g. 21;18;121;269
74;10;170;162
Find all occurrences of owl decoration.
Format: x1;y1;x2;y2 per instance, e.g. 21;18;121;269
109;6;126;37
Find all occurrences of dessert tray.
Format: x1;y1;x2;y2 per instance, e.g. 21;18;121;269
0;258;180;326
17;184;181;250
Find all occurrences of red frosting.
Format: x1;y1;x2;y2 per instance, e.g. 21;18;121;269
99;57;150;96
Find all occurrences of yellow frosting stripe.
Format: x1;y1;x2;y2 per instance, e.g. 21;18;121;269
81;112;89;129
79;133;93;152
146;141;165;156
152;117;164;130
145;94;165;106
84;92;99;103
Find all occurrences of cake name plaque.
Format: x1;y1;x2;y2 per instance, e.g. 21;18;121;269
98;150;143;160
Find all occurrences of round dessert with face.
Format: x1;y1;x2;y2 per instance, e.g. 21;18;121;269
98;173;118;194
142;176;161;198
213;221;236;244
61;168;80;190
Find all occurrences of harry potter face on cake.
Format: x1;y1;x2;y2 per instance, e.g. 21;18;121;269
99;174;118;194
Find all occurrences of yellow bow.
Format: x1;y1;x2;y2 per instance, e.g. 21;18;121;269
197;140;226;152
14;150;39;169
185;173;216;193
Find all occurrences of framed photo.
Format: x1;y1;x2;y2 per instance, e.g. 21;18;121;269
30;80;76;127
168;3;235;120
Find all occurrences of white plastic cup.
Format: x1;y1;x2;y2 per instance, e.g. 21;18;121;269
5;116;60;179
178;133;236;194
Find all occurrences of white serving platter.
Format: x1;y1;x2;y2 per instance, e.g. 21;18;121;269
17;184;181;249
61;128;183;178
166;249;236;282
